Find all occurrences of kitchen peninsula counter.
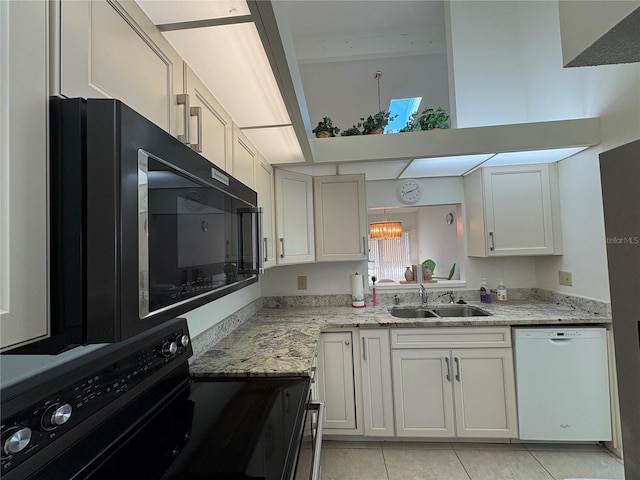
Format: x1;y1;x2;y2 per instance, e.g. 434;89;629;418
189;300;611;379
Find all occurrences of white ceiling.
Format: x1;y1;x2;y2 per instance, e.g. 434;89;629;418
136;0;598;179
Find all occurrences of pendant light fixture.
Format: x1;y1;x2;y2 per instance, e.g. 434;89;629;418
369;209;403;239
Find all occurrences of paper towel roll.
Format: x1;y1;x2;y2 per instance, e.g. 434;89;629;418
351;273;365;308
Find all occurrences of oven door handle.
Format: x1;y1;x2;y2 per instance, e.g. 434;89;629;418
308;401;325;480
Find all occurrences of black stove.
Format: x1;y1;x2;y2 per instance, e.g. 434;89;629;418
1;319;313;480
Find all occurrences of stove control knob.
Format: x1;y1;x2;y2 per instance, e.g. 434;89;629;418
2;427;32;455
42;403;72;430
176;334;190;348
161;341;177;357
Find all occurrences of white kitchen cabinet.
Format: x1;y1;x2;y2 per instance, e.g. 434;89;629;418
313;174;368;262
464;163;562;256
55;0;184;136
317;331;358;431
181;64;233;171
257;157;276;270
392;349;456;437
232;125;257;190
359;329;394;436
1;0;50;351
274;169;315;264
391;327;518;438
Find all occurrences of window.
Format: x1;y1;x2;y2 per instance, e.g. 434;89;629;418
368;232;411;282
384;97;421;133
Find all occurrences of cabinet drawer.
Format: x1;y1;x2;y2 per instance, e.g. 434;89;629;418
391;327;511;349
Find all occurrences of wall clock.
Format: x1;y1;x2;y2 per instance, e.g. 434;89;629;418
398;179;422;204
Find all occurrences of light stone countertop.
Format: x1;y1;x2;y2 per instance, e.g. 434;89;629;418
188;300;611;379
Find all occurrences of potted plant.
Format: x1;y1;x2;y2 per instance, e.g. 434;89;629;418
312;116;340;138
401;107;450;132
358;110;397;135
340;125;362;136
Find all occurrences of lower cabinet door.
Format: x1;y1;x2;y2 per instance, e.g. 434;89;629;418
360;330;394;436
451;348;518;438
392;349;455;437
317;332;356;430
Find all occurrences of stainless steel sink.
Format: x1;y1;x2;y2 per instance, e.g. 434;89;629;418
430;305;492;317
389;305;491;318
390;307;439;318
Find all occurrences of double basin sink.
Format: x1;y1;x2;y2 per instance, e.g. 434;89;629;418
390;305;492;318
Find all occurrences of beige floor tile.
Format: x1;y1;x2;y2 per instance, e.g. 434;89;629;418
529;450;625;480
382;441;454;450
320;447;388;480
455;449;554;480
383;448;471;480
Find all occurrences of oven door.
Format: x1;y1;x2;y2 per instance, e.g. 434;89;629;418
293;400;325;480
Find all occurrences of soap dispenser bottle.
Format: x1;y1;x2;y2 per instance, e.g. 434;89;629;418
496;279;508;302
480;278;491;304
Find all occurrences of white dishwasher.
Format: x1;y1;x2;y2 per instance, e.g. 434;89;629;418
513;327;611;441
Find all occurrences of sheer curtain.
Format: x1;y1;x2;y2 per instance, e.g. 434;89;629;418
368;232;411;281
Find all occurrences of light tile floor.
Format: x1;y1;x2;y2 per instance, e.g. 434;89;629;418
320;441;625;480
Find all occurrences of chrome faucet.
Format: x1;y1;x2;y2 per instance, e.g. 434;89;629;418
418;284;428;304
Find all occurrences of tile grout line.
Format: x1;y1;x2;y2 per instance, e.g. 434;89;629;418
524;447;559;480
451;448;473;480
380;444;391;480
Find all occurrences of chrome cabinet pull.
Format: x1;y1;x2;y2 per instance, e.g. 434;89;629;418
362;236;367;256
489;231;495;251
263;237;268;262
362;337;367;360
454;357;461;382
344;339;350;346
444;356;451;382
279;238;285;258
177;93;190;145
189;106;202;153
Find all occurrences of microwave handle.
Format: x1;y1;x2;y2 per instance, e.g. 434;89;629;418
237;207;263;275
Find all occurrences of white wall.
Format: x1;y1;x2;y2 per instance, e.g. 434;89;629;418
416;204;460;279
261;261;368;296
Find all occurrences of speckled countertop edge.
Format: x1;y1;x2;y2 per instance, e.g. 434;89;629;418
188;301;611;379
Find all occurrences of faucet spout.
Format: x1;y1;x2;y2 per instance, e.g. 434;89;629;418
418;284;429;304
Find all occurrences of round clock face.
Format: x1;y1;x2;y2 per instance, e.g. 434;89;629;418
398;180;422;204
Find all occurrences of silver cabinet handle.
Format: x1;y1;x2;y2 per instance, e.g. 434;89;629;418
444;356;451;382
489;231;495;251
454;357;461;382
189;106;202;153
345;340;350;346
263;237;268;262
363;236;368;256
279;238;285;258
362;337;367;360
177;93;190;144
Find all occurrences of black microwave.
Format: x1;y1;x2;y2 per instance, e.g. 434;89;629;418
16;98;262;354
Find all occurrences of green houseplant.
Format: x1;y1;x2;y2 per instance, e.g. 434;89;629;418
340;125;362;136
401;107;450;132
312;116;340;138
358;110;397;135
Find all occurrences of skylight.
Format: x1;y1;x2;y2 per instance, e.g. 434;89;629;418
385;97;422;133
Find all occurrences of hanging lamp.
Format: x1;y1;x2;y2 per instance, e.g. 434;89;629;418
369;210;402;239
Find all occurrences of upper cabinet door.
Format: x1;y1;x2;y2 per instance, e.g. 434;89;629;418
274;169;315;265
464;163;562;256
257;157;276;270
182;64;233;172
232;126;257;190
313;174;368;262
56;0;184;135
1;0;49;351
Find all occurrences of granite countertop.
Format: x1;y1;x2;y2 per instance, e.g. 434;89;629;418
189;300;611;379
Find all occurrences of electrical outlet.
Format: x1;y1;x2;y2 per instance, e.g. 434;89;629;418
297;275;307;290
559;271;573;286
